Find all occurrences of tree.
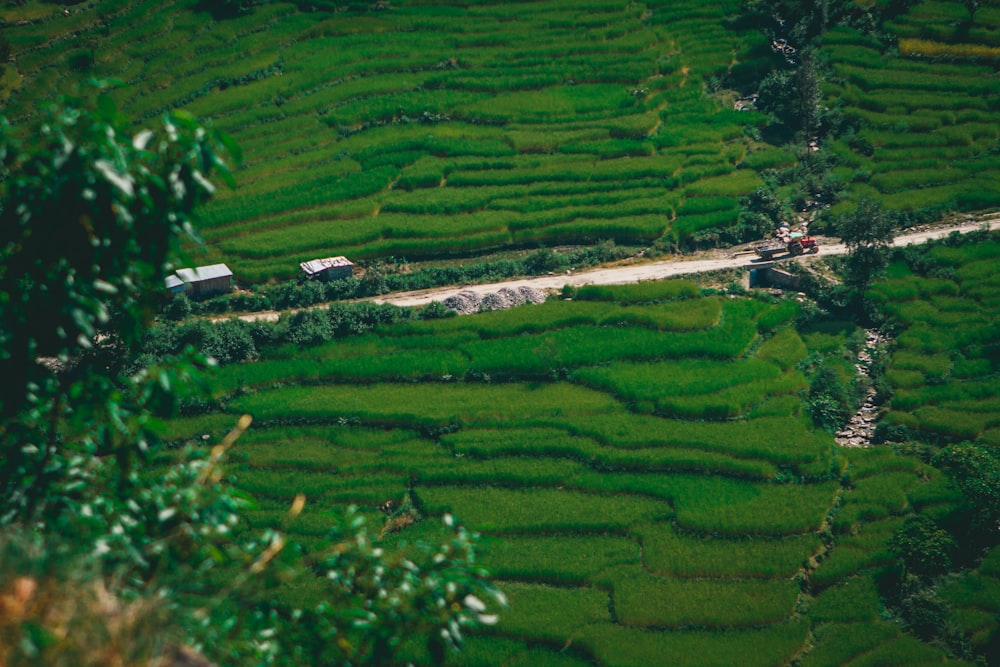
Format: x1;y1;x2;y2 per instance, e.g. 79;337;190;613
756;69;796;128
933;443;1000;542
795;48;822;137
0;88;237;525
835;198;895;290
964;0;981;22
889;514;957;577
0;94;503;666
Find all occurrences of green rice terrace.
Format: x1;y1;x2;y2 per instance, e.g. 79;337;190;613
159;236;1000;665
3;0;999;284
3;0;1000;665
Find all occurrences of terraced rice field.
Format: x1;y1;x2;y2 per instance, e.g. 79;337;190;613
821;1;1000;219
872;237;1000;447
6;1;998;281
3;0;786;282
163;281;971;666
864;233;1000;659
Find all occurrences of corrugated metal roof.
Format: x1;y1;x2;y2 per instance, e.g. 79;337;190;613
165;275;185;289
300;256;354;275
175;263;233;283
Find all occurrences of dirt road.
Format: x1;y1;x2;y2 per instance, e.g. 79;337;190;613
224;215;999;322
371;215;1000;309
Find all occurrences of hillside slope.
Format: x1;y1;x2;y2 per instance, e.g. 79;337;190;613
7;0;996;286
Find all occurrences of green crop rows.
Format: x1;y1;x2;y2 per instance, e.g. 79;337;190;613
870;239;1000;445
821;2;1000;219
7;1;998;282
153;276;981;666
4;0;781;283
861;233;1000;659
7;0;1000;661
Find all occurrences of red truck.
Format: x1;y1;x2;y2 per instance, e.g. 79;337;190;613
753;235;819;260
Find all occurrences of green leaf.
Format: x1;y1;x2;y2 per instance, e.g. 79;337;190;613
97;93;117;120
170;110;197;130
217;130;242;166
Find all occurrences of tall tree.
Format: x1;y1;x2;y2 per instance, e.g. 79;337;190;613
0;90;237;524
0;94;503;665
933;443;1000;542
835;198;895;290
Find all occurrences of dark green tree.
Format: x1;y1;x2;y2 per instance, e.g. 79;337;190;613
889;514;957;577
964;0;981;22
0;90;238;524
933;443;1000;542
740;186;788;241
0;95;503;666
835;198;895;290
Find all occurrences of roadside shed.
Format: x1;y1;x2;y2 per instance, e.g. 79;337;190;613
165;274;186;296
174;263;234;297
300;256;354;281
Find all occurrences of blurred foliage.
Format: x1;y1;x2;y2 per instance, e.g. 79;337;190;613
0;93;502;666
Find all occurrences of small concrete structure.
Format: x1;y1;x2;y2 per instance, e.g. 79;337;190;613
750;265;800;290
172;263;234;297
300;256;354;281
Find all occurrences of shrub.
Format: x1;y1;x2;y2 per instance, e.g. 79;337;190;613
162;294;192;321
286;308;334;346
888;514;957;577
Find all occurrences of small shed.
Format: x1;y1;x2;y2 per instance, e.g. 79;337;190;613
165;274;186;296
300;256;354;281
174;263;234;297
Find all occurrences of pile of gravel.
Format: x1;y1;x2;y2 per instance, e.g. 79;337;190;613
442;290;482;315
518;286;548;305
440;287;547;315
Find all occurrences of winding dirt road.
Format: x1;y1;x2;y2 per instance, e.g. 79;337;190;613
371;214;1000;309
224;214;999;322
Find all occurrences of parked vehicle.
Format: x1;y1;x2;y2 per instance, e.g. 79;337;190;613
753;235;819;260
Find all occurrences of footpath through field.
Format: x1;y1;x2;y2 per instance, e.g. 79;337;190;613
371;214;1000;308
225;214;1000;322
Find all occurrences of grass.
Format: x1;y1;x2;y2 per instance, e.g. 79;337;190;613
560;413;832;468
578;619;810;667
874;239;1000;444
388;297;722;338
444;426;782;479
5;0;797;279
416;486;672;534
139;269;990;663
495;582;610;644
809;573;881;623
230;382;622;428
823;17;1000;217
479;535;639;584
571;473;838;535
635;523;821;579
811;517;904;588
798;622;903;667
755;328;808;370
572;279;700;303
595;565;800;628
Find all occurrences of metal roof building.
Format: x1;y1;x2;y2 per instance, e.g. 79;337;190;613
165;274;186;295
172;263;233;296
300;256;354;281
